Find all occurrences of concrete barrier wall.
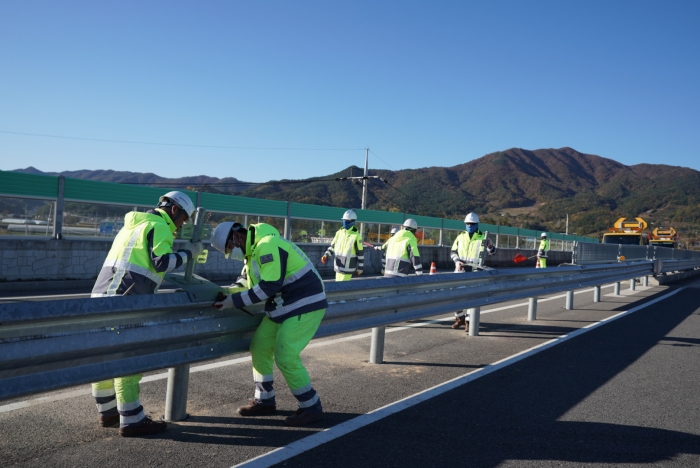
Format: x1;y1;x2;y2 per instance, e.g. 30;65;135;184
0;237;573;286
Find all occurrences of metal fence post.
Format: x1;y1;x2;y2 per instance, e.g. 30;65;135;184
468;307;480;336
52;176;64;240
614;282;621;295
164;207;206;422
565;291;574;310
369;326;385;364
527;297;537;321
629;278;636;291
284;202;291;240
593;285;601;303
439;218;444;246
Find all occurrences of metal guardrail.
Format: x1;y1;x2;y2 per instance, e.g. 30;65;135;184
6;259;698;409
573;241;700;265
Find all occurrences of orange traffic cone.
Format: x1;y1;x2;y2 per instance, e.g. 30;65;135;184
430;262;437;275
535;258;541;268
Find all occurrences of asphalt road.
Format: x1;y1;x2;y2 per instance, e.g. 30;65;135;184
2;276;699;467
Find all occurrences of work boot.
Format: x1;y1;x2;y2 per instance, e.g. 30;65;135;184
452;316;466;329
119;416;167;437
237;400;277;417
464;321;471;332
284;408;324;427
99;413;120;428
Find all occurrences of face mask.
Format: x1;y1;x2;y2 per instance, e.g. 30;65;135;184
342;220;355;230
465;224;478;234
228;247;244;261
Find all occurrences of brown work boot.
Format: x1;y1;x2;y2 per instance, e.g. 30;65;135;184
284;408;324;427
99;413;120;428
237;400;277;417
464;321;471;332
119;416;167;437
452;316;466;329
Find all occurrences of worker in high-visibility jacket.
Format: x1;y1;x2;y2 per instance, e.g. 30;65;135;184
211;222;327;427
321;209;364;281
537;232;550;268
450;212;496;330
376;226;399;274
383;219;423;277
90;191;203;437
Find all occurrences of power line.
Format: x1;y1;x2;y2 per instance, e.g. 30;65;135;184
0;130;364;151
369;149;400;172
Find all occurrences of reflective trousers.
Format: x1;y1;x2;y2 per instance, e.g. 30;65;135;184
537;257;547;268
92;375;145;428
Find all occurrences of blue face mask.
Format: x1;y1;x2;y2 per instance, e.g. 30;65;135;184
342;220;355;230
465;223;478;234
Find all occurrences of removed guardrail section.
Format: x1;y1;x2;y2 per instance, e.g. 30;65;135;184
573;241;700;266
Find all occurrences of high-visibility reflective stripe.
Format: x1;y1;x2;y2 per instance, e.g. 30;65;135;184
298;394;319;408
252;284;269;301
291;383;313;396
286;242;325;290
255;389;276;399
106;224;146;296
120;410;145;425
253;372;274;383
96;400;117;412
283;263;312;286
103;259;164;286
92;388;115;398
118;400;142;412
266;292;326;318
241;290;254;307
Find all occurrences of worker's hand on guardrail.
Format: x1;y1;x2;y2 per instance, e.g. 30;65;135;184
186;240;204;259
213;294;233;310
356;269;363;276
321;255;328;265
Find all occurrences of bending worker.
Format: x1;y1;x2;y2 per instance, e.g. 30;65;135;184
211;222;327;427
537;232;550;268
450;212;496;330
91;191;203;437
383;219;423;277
321;209;364;281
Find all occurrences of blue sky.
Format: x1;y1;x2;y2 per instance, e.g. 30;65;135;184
1;1;699;182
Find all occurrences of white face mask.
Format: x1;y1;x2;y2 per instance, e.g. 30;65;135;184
228;247;244;261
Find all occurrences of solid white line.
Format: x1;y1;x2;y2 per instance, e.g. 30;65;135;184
233;286;684;468
0;282;623;414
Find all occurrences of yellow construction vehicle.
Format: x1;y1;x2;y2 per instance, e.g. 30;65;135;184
649;227;678;248
602;217;648;245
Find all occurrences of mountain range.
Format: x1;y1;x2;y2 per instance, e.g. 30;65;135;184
13;147;700;238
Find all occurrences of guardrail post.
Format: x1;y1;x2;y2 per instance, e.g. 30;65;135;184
369;326;385;364
52;176;64;240
593;285;601;303
565;291;574;310
284;202;291;240
527;297;537;321
629;278;636;291
614;282;621;295
643;276;649;287
468;307;480;336
164;207;206;421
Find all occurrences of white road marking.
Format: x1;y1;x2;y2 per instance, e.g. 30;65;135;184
0;283;618;414
233;286;684;468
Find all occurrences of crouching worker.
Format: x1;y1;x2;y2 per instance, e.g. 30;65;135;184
210;222;327;426
90;191;203;436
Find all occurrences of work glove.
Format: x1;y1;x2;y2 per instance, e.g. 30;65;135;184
186;240;204;259
381;269;385;275
374;246;382;251
356;269;363;276
415;270;423;276
213;292;234;310
321;255;328;265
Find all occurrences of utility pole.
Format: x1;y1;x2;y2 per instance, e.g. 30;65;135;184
360;148;369;237
566;213;569;235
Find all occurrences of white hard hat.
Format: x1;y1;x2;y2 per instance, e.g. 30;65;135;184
159;191;196;220
541;232;548;238
403;218;418;230
211;222;234;258
464;212;479;223
342;209;357;221
390;227;399;235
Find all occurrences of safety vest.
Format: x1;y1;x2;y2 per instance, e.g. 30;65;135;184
538;238;550;257
325;227;364;274
92;209;178;297
231;223;328;323
384;229;422;277
451;230;486;265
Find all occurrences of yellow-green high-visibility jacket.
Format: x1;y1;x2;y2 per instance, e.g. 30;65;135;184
450;230;493;266
92;209;190;297
537;238;550;258
231;223;328;323
384;229;422;277
324;226;364;274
